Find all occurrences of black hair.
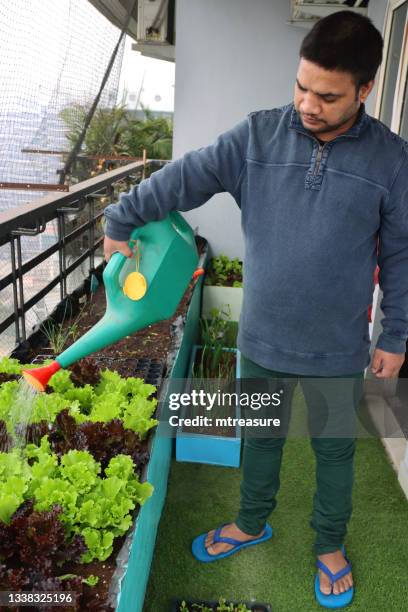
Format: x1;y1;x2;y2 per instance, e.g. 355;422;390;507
299;10;383;87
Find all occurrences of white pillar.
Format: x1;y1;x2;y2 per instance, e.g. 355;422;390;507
398;442;408;499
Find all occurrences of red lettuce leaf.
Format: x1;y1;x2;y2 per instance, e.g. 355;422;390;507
49;410;149;471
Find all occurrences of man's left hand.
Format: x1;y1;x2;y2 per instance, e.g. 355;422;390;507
371;348;405;378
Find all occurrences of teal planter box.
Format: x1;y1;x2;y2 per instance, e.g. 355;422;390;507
116;250;207;612
175;346;242;468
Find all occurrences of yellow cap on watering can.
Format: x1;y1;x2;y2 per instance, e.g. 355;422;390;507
123;240;147;300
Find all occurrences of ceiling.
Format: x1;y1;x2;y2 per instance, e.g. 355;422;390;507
87;0;139;40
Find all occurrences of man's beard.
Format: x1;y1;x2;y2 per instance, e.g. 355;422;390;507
300;102;360;135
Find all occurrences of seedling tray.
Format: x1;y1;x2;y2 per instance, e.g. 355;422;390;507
31;355;165;388
94;356;165;387
171;599;272;612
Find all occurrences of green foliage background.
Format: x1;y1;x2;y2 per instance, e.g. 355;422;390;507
60;103;173;161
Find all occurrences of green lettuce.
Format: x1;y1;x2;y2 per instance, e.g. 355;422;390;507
123;396;158;439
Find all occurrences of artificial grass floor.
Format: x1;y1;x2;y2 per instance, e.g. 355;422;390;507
144;390;408;612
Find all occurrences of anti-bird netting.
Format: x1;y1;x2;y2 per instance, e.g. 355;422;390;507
0;0;127;355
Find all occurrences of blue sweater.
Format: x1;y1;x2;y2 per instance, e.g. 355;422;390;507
104;103;408;375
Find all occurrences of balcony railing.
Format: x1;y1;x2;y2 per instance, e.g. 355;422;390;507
0;160;165;356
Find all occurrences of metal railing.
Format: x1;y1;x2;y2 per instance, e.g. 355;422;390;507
0;160;165;356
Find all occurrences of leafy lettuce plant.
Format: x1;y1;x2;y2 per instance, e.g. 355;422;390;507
0;382;19;431
94;369;156;399
0;380;79;436
47;368;158;437
0;357;51;376
0;500;87;596
48;409;150;471
123;395;158;439
205;255;243;287
48;369;75;394
1;363;159;440
89;391;127;423
0;357;23;375
32;393;76;424
0;448;31;523
4;441;155;562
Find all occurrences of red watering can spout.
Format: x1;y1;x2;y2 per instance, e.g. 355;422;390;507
22;360;61;392
192;267;205;280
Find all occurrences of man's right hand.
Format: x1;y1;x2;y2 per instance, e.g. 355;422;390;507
103;236;133;262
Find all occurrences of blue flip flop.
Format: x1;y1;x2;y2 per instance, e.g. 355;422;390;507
315;546;354;609
191;522;273;563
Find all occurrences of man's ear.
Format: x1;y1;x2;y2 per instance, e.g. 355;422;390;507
359;80;375;103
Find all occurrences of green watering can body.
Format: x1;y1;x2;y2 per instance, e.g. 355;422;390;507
56;212;198;369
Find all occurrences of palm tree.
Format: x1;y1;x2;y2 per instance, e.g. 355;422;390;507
121;106;173;160
59;103;129;157
59;103;173;185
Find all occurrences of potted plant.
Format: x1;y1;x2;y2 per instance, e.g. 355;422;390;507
171;597;272;611
176;308;242;468
202;255;243;322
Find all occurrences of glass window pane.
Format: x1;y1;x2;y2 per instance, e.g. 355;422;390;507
400;76;408;139
380;1;408;127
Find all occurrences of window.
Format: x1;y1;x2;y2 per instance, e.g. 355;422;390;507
377;0;408;136
400;75;408;138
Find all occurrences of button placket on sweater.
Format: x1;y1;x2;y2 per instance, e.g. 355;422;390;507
305;141;333;191
288;105;368;192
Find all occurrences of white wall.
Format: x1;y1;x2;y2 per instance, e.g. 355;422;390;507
172;0;306;258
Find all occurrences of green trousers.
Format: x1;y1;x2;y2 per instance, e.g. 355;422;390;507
235;353;363;555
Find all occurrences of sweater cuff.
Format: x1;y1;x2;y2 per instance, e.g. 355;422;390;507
376;332;407;355
104;217;134;242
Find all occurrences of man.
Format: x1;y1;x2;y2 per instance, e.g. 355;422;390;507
104;11;408;609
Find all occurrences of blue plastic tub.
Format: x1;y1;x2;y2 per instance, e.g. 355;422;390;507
175;345;242;468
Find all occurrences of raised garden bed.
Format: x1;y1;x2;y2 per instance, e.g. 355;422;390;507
0;356;156;611
0;237;208;611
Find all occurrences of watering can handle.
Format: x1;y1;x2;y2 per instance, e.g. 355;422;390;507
103;234;138;286
103;251;128;285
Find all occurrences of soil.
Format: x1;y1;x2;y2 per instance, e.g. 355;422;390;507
61;533;127;612
0;236;208;611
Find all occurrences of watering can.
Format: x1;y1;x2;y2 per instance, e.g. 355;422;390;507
23;212;202;391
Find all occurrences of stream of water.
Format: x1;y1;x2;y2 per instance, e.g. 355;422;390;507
9;377;39;449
